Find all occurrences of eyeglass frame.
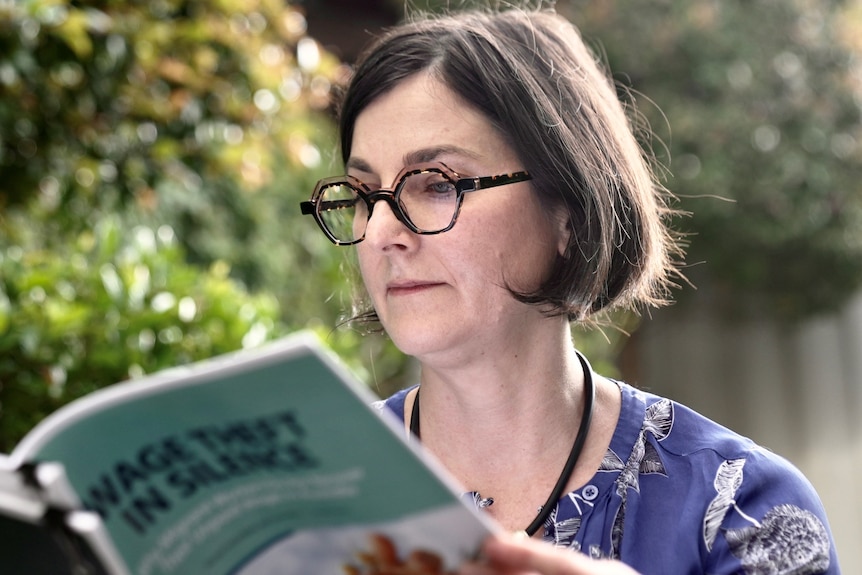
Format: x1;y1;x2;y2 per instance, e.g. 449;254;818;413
300;162;532;245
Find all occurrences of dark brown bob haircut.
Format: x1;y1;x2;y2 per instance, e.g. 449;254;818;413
338;8;682;322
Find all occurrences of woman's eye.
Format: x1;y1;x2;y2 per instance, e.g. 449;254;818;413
427;181;456;194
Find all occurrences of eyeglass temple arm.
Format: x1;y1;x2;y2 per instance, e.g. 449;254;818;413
458;171;531;193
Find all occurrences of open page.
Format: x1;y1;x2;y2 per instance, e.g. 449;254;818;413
7;332;495;574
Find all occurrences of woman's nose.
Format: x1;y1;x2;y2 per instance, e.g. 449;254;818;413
363;197;416;250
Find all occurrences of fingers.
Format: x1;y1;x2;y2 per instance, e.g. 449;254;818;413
459;534;641;575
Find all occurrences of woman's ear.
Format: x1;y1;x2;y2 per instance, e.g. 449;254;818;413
556;214;572;258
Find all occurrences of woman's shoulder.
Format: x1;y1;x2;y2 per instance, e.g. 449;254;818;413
614;383;837;572
618;382;820;491
621;382;764;459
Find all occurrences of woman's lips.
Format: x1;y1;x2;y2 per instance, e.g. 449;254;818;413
386;281;444;296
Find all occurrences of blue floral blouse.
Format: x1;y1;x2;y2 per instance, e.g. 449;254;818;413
380;381;840;574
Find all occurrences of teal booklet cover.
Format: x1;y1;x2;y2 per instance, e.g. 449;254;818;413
1;332;495;574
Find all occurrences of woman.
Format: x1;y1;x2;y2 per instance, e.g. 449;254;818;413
300;7;839;574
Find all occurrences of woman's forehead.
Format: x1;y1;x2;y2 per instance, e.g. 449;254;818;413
349;73;518;174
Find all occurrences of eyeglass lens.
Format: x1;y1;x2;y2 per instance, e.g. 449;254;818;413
317;169;459;242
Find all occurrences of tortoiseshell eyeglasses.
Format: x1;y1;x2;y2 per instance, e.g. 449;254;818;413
300;162;531;245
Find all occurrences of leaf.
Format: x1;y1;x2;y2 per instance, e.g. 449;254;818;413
703;458;746;551
599;448;625;472
714;458;745;494
643;398;673;440
639;441;667;476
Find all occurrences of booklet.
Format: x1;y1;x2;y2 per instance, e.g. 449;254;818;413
0;332;496;574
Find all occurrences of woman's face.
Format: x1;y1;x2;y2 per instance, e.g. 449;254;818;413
350;72;567;363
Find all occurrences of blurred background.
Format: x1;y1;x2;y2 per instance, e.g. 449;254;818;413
1;0;860;570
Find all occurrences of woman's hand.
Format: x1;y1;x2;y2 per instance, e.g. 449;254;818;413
459;533;641;575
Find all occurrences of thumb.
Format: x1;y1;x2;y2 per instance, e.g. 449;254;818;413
478;534;641;575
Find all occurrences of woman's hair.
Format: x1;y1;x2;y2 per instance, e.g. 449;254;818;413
338;7;683;322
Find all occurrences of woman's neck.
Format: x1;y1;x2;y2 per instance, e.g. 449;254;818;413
411;324;585;469
417;320;579;423
405;325;608;531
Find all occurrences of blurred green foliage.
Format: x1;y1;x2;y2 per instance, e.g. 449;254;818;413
561;0;862;319
1;0;329;209
0;214;282;451
0;0;406;449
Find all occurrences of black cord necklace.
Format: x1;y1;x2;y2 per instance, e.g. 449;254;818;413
409;351;596;537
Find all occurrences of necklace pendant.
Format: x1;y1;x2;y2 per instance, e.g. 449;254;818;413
474;492;494;508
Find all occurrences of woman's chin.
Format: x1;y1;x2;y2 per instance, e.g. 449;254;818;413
382;323;462;361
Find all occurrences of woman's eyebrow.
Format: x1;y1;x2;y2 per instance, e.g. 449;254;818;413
345;157;373;173
346;146;481;174
403;145;480;166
